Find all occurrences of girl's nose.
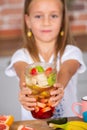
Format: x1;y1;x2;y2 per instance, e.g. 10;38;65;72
43;16;51;26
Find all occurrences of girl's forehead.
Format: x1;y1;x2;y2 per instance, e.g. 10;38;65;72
28;0;63;12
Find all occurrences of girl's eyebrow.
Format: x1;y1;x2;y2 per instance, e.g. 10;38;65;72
32;10;61;14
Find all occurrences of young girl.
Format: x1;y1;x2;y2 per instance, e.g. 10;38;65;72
5;0;86;120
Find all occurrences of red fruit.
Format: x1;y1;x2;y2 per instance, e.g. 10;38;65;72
0;115;14;126
18;125;35;130
45;67;52;75
0;123;9;130
37;102;46;108
41;106;51;113
30;68;37;75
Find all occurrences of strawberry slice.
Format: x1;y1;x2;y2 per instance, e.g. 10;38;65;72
45;67;53;76
41;106;51;112
37;102;46;108
35;106;39;112
18;125;35;130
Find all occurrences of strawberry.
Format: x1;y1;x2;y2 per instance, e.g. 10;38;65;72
30;68;37;75
45;67;53;76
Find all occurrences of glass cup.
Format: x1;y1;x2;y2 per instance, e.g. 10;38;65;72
25;62;57;119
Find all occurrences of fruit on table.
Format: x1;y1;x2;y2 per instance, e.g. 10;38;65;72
18;125;35;130
49;120;87;130
0;123;9;130
0;115;14;126
47;117;68;125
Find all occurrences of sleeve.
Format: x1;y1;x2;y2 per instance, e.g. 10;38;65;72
5;48;33;77
61;45;86;73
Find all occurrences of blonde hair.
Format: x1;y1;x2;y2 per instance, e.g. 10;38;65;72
22;0;75;62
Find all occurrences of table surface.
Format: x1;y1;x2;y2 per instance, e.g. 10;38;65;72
10;117;82;130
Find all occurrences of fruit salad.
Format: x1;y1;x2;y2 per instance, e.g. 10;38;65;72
25;62;56;119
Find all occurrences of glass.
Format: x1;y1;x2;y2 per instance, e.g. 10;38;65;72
25;62;57;119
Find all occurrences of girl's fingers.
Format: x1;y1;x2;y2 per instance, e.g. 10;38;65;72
22;105;35;111
21;100;36;111
49;84;64;107
20;87;32;95
50;87;64;96
18;89;37;111
19;93;36;102
50;92;64;107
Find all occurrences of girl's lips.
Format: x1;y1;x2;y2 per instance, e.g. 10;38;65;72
41;30;52;33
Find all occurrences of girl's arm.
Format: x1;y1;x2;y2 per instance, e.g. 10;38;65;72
13;61;28;88
50;59;80;106
13;61;36;111
56;59;80;88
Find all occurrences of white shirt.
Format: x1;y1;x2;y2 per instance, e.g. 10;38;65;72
5;45;86;120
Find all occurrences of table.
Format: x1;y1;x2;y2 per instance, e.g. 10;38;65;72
10;117;82;130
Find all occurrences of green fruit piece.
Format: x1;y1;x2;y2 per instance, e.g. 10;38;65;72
47;117;68;125
35;65;44;72
47;73;56;86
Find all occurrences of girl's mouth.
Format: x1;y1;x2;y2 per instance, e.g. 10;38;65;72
41;30;52;33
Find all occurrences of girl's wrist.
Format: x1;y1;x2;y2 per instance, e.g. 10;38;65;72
54;82;64;89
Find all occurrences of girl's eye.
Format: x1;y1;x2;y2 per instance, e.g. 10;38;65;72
51;15;58;18
34;15;42;18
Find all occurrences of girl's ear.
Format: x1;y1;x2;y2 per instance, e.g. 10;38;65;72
25;14;31;29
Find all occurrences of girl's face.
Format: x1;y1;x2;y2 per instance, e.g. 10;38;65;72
25;0;63;43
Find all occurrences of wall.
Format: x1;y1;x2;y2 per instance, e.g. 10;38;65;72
69;0;87;35
0;0;24;38
0;0;87;39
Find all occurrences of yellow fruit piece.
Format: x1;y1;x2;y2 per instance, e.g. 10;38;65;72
68;121;87;130
66;124;86;130
5;115;14;126
49;121;87;130
40;91;50;98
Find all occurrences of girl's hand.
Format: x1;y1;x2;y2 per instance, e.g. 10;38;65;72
19;82;36;111
49;83;64;107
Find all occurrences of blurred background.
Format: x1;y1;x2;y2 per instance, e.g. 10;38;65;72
0;0;87;121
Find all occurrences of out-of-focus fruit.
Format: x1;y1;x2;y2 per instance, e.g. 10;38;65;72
18;125;35;130
49;120;87;130
45;67;52;75
30;68;37;75
0;123;9;130
0;115;14;126
47;73;56;86
35;65;44;72
47;117;68;125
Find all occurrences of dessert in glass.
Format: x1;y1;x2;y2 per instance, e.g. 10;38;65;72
25;62;56;119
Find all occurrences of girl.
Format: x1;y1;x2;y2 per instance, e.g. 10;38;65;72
5;0;86;120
